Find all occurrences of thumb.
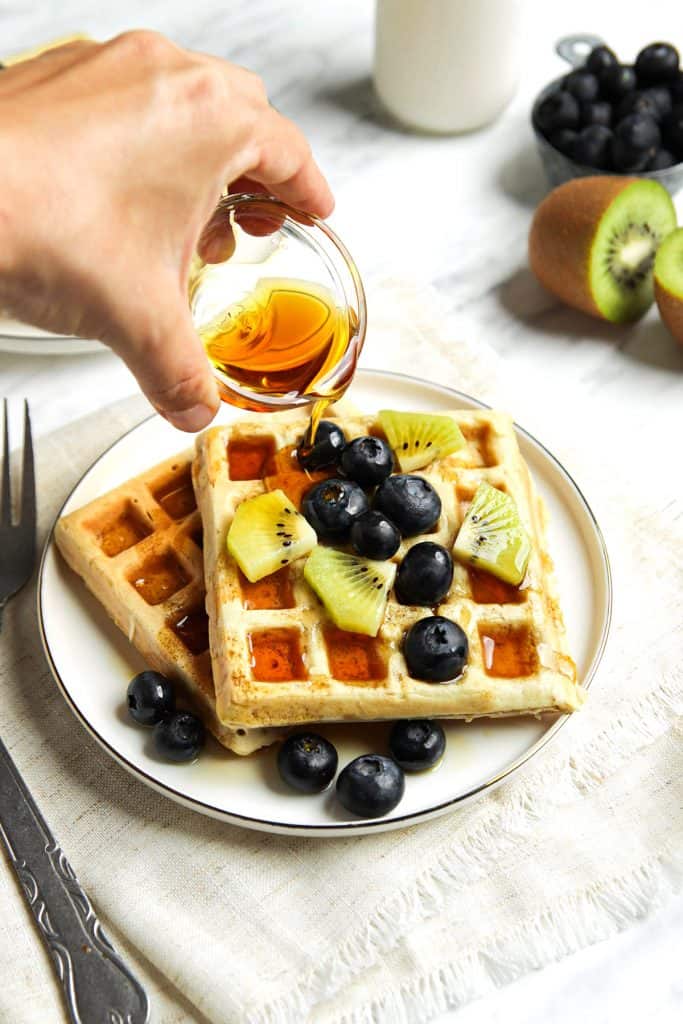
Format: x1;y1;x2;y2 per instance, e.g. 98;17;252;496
107;288;220;432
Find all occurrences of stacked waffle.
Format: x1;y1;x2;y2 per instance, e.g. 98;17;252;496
55;408;581;755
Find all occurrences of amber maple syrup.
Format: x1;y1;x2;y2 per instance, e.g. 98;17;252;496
197;277;359;434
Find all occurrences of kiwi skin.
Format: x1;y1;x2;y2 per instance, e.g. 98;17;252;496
528;176;668;323
654;228;683;347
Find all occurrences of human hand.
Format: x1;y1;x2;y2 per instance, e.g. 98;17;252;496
0;33;334;430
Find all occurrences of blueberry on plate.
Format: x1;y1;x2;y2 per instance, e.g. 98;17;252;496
374;474;441;537
403;616;468;683
126;671;175;726
563;70;599;103
350;510;400;560
389;720;446;772
395;542;453;605
599;64;637;100
297;420;345;471
572;125;614;170
340;435;393;488
154;710;205;762
635;42;680;84
302;478;369;542
277;733;338;793
535;90;580;135
336;754;405;818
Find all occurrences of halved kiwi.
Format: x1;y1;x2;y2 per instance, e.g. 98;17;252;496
453;482;530;586
529;177;677;323
227;489;317;582
378;410;465;472
654;227;683;346
304;547;396;637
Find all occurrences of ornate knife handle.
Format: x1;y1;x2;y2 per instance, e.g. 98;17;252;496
0;736;149;1024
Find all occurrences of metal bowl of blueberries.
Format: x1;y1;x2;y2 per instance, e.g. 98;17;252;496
532;34;683;195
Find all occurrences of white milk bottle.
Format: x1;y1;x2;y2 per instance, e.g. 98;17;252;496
374;0;527;134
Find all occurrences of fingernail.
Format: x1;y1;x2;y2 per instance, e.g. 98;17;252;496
165;404;215;432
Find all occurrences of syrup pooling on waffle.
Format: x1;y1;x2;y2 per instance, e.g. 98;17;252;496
54;452;284;755
194;409;581;731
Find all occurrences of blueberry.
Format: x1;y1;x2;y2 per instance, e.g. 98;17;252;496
615;113;661;150
579;100;612;128
336;754;404;818
563;70;599;103
635;43;679;84
648;148;677;170
550;128;578;155
126;671;175;726
404;616;468;683
643;86;673;120
599;65;637;100
389;720;446;772
585;45;618;76
340;435;393;488
663;105;683;158
277;733;338;793
154;711;205;762
535;90;580;135
374;475;441;537
395;542;453;606
302;478;369;542
671;74;683;104
610;113;661;171
297;420;345;471
616;91;661;123
572;125;614;169
350;510;400;560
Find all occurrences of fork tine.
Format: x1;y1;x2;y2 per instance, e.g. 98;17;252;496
20;400;36;526
1;398;11;526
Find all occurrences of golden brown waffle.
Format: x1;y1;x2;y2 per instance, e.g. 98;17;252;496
194;409;581;731
54;452;283;755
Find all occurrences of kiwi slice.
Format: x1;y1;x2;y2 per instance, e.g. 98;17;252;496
529;177;676;323
654;227;683;346
304;547;396;637
378;410;465;472
227;489;317;582
453;481;530;586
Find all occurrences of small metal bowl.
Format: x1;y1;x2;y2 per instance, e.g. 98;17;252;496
532;33;683;196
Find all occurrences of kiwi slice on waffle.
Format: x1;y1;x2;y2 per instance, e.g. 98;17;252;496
378;410;465;472
453;481;530;586
227;489;317;582
304;547;396;637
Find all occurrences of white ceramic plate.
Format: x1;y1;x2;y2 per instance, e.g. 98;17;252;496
0;317;99;355
38;370;612;836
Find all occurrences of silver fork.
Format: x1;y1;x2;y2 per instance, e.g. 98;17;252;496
0;400;149;1024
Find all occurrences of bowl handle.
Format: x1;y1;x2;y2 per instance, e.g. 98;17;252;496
555;33;605;68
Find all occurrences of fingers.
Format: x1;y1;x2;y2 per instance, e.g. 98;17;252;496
108;283;220;432
247;110;335;218
0;38;97;93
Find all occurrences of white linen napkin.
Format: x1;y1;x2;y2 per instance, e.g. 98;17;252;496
0;277;681;1024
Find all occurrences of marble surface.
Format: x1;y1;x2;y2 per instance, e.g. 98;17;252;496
1;1;682;1022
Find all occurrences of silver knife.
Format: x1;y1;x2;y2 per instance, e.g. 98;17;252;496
0;735;150;1023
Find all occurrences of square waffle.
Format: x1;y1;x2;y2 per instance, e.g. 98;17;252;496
193;409;582;731
54;452;283;755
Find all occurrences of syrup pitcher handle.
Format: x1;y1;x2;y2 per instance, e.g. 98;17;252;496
555;34;606;68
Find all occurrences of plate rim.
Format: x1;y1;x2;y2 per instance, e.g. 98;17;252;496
37;369;613;835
